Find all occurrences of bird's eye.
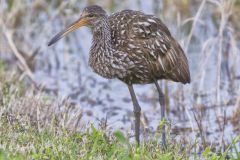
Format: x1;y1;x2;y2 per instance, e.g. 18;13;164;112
88;14;95;18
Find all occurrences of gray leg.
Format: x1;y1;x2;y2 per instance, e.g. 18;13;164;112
128;84;141;145
154;80;167;149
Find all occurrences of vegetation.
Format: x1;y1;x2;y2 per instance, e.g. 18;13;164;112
0;68;239;159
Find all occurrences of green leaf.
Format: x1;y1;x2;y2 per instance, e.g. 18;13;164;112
91;124;98;138
114;131;126;143
158;119;167;130
162;152;173;160
0;149;7;160
202;147;210;157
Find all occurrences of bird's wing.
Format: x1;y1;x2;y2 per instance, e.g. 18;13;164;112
128;12;190;83
110;10;190;83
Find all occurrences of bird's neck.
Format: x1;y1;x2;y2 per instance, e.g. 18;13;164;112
89;17;118;78
92;17;113;54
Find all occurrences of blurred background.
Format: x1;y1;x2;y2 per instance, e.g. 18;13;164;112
0;0;239;150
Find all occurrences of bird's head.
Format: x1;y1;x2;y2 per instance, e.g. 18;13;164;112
48;5;107;46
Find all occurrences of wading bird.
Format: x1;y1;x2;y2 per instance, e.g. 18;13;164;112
48;5;190;147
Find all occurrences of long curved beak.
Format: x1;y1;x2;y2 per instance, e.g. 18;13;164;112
48;17;88;46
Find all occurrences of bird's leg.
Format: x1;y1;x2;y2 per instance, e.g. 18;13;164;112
154;80;167;149
128;84;141;145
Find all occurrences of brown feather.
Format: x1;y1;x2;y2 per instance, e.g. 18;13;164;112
108;10;190;84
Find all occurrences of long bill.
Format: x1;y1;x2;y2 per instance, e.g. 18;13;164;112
48;18;88;46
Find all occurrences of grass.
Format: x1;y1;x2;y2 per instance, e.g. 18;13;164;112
0;115;238;160
0;120;178;159
0;64;239;160
0;116;239;160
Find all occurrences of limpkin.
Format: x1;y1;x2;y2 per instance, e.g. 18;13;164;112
48;5;190;147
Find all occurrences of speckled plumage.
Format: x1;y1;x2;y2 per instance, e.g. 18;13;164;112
87;6;190;85
48;5;191;146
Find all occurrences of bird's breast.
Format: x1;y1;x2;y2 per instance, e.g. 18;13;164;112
89;45;126;79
